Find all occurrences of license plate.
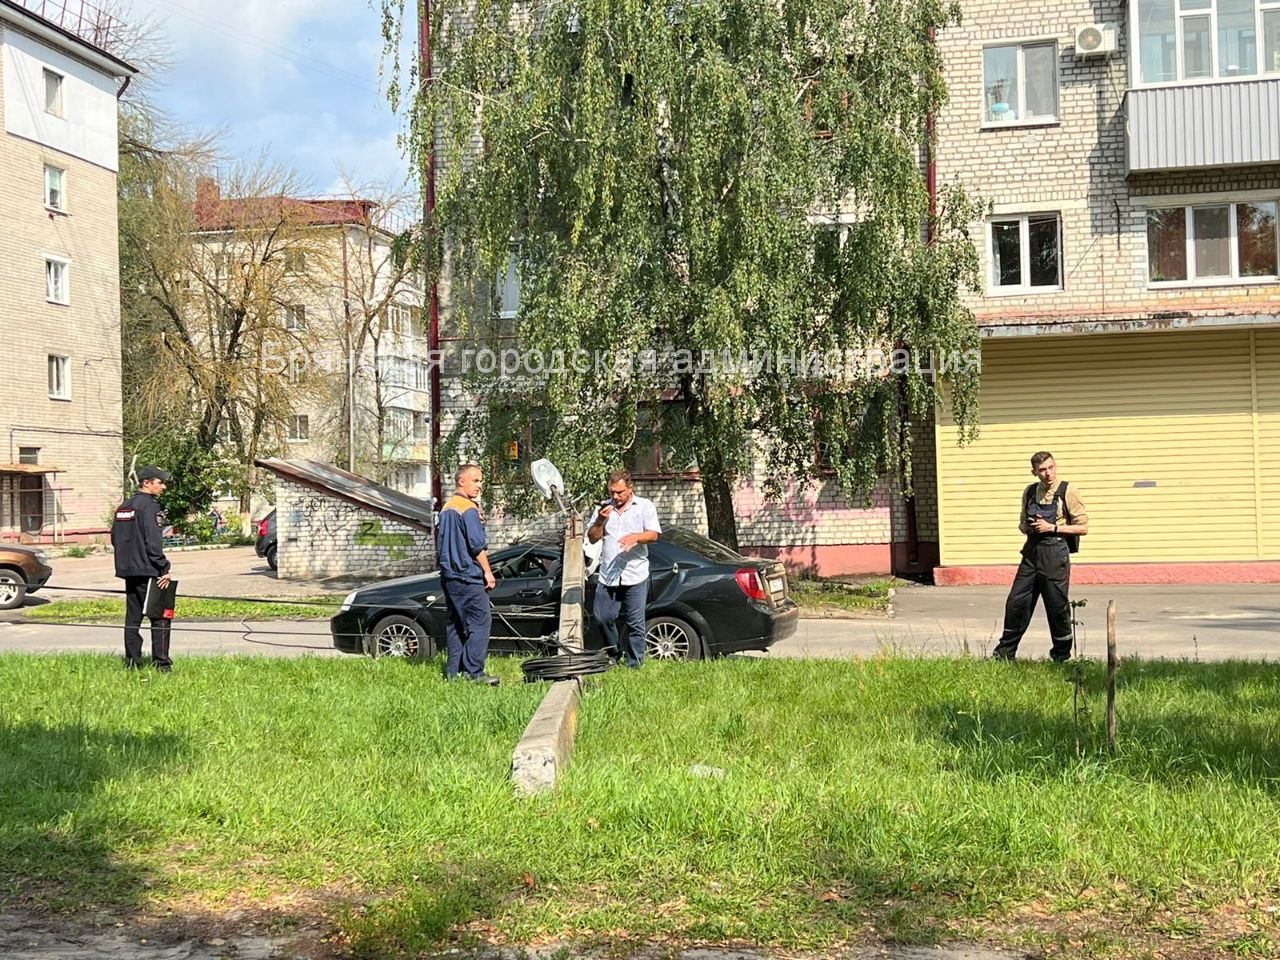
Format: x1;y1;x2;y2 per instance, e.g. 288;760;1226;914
768;576;784;595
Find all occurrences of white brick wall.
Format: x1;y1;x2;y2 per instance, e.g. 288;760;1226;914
0;24;123;540
276;479;436;581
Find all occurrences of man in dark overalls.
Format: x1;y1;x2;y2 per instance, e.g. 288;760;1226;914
110;466;174;671
993;451;1089;662
437;464;498;685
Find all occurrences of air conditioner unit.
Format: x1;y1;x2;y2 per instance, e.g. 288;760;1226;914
1074;23;1118;57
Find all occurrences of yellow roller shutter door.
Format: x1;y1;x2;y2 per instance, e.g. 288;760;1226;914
937;328;1280;566
1259;328;1280;559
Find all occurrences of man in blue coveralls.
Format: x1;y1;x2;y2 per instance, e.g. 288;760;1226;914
437;464;499;685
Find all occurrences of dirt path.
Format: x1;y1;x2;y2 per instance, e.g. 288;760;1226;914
0;910;1019;960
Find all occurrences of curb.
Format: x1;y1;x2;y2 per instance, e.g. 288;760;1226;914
512;676;582;796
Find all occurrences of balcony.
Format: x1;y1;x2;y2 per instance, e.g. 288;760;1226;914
8;0;125;55
1127;78;1280;172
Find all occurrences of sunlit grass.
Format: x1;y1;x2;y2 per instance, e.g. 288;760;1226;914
3;654;1279;955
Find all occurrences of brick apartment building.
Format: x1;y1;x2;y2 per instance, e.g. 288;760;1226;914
432;1;1279;582
189;179;430;521
931;0;1280;582
0;0;135;542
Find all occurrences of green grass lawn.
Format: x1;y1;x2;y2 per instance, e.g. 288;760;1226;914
2;654;1279;957
790;578;892;614
25;596;341;622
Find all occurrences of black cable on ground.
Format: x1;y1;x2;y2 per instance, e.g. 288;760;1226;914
521;649;614;683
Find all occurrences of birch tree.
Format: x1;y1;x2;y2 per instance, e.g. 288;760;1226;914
383;0;982;546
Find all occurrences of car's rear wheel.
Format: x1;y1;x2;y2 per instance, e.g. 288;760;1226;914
0;569;27;610
368;614;434;659
266;545;278;571
644;615;703;661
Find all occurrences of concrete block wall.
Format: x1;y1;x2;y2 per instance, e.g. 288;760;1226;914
276;478;435;581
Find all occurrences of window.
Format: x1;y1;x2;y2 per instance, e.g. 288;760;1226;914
989;214;1062;292
1137;0;1280;83
43;69;63;116
496;252;521;319
44;165;65;211
413;412;430;441
626;403;695;477
982;42;1058;124
387;302;412;335
47;355;70;400
45;257;69;304
1146;200;1279;282
283;249;305;275
1265;9;1280;71
288;414;310;442
18;447;40;465
384;407;414;440
281;303;306;331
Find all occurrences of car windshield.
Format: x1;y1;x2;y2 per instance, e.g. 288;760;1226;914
659;526;744;564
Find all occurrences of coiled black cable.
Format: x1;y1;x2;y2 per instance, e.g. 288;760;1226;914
521;649;614;682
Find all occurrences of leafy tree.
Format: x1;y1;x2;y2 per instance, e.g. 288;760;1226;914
382;0;982;546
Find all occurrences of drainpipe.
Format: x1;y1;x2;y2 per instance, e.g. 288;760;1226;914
421;1;443;510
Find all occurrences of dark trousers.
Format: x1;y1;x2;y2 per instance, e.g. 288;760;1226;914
122;576;172;667
593;580;648;668
994;538;1073;662
442;578;492;678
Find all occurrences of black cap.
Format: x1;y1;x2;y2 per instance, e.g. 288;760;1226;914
138;466;172;483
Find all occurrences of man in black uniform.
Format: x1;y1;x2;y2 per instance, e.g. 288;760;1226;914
993;451;1089;662
111;466;174;671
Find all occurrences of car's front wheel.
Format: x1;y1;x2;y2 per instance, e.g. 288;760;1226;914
0;569;27;610
368;614;434;659
644;615;703;661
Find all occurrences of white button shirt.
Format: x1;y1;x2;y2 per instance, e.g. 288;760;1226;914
590;495;662;586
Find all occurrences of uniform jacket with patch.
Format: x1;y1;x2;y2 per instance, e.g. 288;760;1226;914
111;492;171;579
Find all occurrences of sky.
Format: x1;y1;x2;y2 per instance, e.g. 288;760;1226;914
117;0;416;198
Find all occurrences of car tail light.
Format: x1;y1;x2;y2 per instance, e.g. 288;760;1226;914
258;518;269;537
735;567;768;601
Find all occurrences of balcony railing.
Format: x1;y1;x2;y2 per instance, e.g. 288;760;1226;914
9;0;125;56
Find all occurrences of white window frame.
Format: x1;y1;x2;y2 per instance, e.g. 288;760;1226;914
44;256;70;305
1131;0;1280;87
44;164;66;212
1145;198;1280;287
287;414;310;442
496;251;521;320
987;213;1064;295
42;68;64;117
47;354;70;400
281;303;307;332
980;39;1060;128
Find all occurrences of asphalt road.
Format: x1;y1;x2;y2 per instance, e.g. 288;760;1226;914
2;546;1276;661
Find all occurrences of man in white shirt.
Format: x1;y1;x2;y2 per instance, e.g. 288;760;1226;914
587;469;662;668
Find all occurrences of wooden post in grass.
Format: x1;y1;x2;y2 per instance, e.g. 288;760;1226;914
1106;600;1117;751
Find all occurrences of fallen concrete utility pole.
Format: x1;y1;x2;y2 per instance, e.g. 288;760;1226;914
512;491;587;795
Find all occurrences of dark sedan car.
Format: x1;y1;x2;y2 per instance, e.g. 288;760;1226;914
330;525;797;660
255;510;277;570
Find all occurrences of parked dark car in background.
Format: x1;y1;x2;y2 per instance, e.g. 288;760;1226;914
255;510;277;570
0;544;52;610
330;525;797;660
